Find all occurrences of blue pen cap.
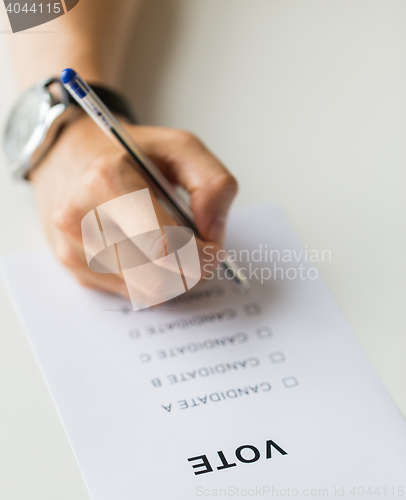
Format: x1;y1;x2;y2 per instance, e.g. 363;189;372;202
60;68;88;99
60;68;76;84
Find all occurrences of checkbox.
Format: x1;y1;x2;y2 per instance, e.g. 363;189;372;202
282;376;298;388
244;302;262;316
256;326;273;339
269;351;285;363
128;329;141;340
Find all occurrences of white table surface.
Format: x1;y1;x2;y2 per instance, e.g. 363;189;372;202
0;1;405;499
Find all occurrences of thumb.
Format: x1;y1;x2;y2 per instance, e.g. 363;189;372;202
125;127;239;244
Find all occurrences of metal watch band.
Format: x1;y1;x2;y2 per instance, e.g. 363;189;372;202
2;77;138;181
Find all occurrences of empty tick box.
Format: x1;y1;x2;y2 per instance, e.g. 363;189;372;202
255;326;273;339
243;303;262;316
282;376;298;388
269;351;285;363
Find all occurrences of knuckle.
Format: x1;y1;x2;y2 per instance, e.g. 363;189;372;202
140;232;167;263
82;157;114;190
215;172;239;194
149;235;167;263
82;153;138;194
55;246;78;269
53;203;81;234
172;129;201;148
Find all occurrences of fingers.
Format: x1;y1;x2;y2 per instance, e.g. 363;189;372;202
51;150;221;307
53;234;129;298
45;123;235;307
131;127;238;243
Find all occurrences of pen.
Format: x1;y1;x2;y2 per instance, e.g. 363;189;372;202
60;68;251;294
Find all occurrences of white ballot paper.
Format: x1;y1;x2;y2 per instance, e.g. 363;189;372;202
1;204;406;499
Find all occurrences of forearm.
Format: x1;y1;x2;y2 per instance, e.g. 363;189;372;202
7;0;143;89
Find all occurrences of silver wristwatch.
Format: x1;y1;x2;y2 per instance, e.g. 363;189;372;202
3;77;137;180
2;77;79;179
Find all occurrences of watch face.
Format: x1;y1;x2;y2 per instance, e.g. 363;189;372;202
3;88;44;160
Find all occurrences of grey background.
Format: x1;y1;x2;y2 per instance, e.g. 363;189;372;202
0;1;405;499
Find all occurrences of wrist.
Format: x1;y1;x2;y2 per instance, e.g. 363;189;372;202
28;112;89;183
4;77;137;181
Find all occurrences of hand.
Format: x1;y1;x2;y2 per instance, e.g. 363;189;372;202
29;114;238;304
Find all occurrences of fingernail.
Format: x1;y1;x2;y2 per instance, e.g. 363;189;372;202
209;215;227;243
